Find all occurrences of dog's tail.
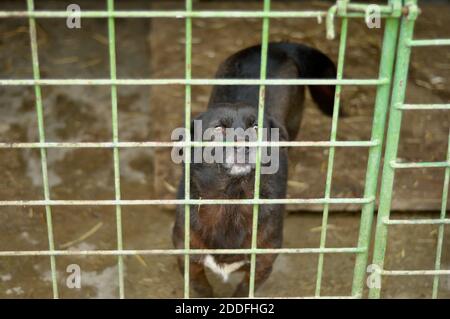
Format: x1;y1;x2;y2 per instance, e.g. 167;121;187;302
276;42;337;117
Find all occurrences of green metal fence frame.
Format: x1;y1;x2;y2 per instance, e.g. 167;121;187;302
369;0;450;299
0;0;445;299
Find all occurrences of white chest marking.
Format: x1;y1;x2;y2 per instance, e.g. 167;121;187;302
203;255;247;282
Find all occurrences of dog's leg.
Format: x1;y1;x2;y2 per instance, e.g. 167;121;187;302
233;254;276;297
177;257;214;298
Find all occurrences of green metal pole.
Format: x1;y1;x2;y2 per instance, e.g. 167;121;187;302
249;0;271;298
0;9;398;19
0;247;365;257
0;197;373;206
184;0;193;299
0;140;378;149
351;0;401;297
0;78;388;86
26;0;59;299
106;0;125;299
409;39;450;46
315;14;348;297
432;129;450;298
369;0;419;299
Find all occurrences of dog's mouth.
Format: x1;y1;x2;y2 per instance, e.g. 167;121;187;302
222;147;255;176
225;163;253;176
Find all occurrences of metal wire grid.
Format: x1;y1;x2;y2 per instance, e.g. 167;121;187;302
369;0;450;299
0;0;440;299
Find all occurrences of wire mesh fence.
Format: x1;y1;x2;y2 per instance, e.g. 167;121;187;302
0;0;448;299
369;0;450;299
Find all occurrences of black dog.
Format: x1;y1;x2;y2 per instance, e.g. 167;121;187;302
172;42;336;297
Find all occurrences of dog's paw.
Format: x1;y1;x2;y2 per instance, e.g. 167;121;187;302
232;285;249;298
192;285;214;298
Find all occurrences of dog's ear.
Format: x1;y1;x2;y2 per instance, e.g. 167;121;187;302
190;113;205;141
174;113;205;158
267;116;289;142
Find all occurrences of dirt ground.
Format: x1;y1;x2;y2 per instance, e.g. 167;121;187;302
0;0;449;298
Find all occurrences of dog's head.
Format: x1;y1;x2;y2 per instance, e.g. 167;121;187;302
188;103;288;176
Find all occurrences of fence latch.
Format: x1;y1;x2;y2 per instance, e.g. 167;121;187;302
326;0;410;40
